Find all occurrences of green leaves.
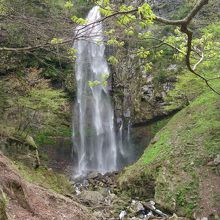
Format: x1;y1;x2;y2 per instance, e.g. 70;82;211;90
117;14;136;26
71;15;87;25
96;0;110;7
51;38;63;45
104;29;115;35
88;73;110;88
0;1;6;16
64;1;74;9
108;56;119;65
138;31;152;39
136;47;150;59
67;48;77;60
97;0;112;16
117;5;136;26
101;73;110;80
138;3;155;27
143;62;153;72
88;80;100;88
119;4;134;12
138;3;152;17
100;5;112;16
19;88;67;112
107;38;124;47
124;27;134;36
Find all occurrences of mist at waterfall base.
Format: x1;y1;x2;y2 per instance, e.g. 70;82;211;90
72;6;134;177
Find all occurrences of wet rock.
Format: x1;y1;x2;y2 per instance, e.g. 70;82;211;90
129;200;145;214
168;213;182;220
109;193;116;200
214;154;220;165
119;210;127;219
207;154;220;166
75;187;81;195
88;171;101;180
93;211;103;218
167;64;178;72
143;201;168;218
151;137;159;145
80;190;104;206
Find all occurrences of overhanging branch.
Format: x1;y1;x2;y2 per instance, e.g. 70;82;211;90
1;0;218;94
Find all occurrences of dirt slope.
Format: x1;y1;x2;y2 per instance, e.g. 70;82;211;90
0;152;96;220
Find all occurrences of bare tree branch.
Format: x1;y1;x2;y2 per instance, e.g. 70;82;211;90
193;52;204;70
0;38;73;52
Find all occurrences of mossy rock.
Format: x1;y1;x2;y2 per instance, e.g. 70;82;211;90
8;133;38;150
16;163;74;196
7;133;40;168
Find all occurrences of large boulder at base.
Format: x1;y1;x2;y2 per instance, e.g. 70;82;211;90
80;190;104;206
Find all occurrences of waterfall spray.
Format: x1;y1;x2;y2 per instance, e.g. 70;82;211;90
73;6;118;176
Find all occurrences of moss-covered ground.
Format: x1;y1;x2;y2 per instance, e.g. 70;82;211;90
119;81;220;217
15;162;74;195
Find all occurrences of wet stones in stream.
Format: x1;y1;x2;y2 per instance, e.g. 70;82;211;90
70;172;184;220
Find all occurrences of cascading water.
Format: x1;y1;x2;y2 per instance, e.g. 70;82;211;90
73;6;118;176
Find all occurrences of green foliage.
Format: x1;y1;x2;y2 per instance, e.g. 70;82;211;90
19;88;67;112
138;3;155;20
151;117;171;137
166;22;220;105
117;14;136;26
0;0;76;85
35;125;71;146
67;48;77;60
141;130;171;164
138;31;152;39
0;70;71;148
136;47;150;59
108;56;119;65
96;0;110;7
0;189;8;209
120;83;220;216
124;27;135;36
51;38;64;44
107;38;124;47
0;0;6;15
175;177;199;216
99;5;112;16
71;15;87;25
88;80;101;88
64;1;73;9
117;5;136;25
138;3;155;27
88;73;110;88
16;162;73;195
0;188;8;220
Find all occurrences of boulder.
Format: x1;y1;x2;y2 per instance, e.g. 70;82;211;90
80;190;104;206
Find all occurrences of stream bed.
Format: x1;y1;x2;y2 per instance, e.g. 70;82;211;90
70;171;178;220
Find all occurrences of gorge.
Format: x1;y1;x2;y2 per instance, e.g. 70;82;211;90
0;0;219;219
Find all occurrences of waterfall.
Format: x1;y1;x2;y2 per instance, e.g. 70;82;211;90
73;6;118;176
